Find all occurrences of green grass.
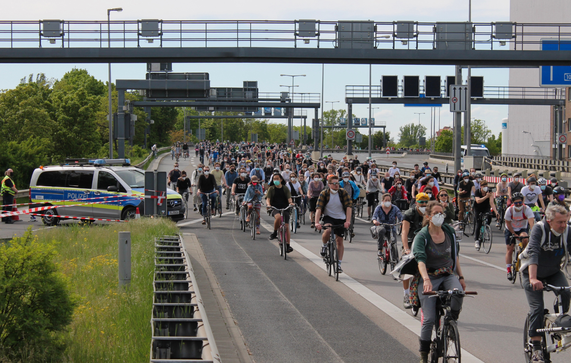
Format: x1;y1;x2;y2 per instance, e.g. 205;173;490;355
35;218;179;362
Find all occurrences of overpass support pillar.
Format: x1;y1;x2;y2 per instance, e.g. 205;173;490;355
453;65;462;173
117;90;126;158
347;102;353;156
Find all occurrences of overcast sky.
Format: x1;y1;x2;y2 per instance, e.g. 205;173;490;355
1;0;512;140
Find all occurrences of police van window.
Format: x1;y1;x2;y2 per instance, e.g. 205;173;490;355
66;171;94;189
37;171;66;187
97;171;125;192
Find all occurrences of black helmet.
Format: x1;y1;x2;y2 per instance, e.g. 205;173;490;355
512;192;524;201
553;186;566;195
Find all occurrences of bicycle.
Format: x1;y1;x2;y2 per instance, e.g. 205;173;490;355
322;223;346;281
226;186;234;211
201;191;217;230
523;284;571;363
290;196;303;234
459;198;475;237
424;289;478;363
181;191;191;219
248;201;261;240
375;222;402;276
216;188;223;217
495;195;508;230
475;211;494;254
345;202;359;243
355;196;365;218
234;193;246;231
508;233;527;288
270;205;294;260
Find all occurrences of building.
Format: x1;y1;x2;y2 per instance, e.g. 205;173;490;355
506;0;571;158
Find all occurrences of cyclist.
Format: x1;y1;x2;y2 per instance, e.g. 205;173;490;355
419;176;438;200
366;171;383;220
308;172;325;229
495;172;510;227
340;171;360;204
474;179;499;251
231;167;250;216
287;172;303;228
372;193;403;257
457;171;475;224
522;204;571;363
298;174;309;214
191;164;204;211
413;201;466;363
176;171;192;212
522;176;546;221
266;173;294;252
505;192;535;281
168;163;181;191
549;186;569;211
401;192;430;309
538;178;553;206
388;179;408;202
315;175;352;273
508;172;524;202
182;142;189;158
352;166;366;187
437;190;455;225
281;164;293;183
211;162;227;210
224;164;238;209
249;164;265;186
388;161;400;178
197;165;219;225
243;175;263;235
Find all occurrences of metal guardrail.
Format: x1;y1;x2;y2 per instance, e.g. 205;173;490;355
2;19;571;51
488;155;571;172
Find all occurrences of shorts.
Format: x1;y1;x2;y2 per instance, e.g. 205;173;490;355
367;191;379;206
505;228;529;245
309;197;319;212
322;216;345;238
272;208;290;224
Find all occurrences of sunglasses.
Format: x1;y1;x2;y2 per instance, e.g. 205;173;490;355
514;201;523;206
417;201;428;205
329;182;340;186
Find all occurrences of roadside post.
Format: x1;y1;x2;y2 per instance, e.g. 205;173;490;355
119;231;131;286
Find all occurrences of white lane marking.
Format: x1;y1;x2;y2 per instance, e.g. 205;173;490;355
258;219;484;363
178;211;234;226
459;253;505;272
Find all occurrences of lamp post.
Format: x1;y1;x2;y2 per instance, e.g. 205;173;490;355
414;112;425;143
367;106;379;155
107;7;122;158
325;101;339;149
281;74;305;146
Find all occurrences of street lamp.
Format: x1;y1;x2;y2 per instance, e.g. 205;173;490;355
367;106;380;155
281;74;305;145
326;101;339;149
108;7;123;158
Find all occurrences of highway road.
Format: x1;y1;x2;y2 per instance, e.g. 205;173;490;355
159;154;570;363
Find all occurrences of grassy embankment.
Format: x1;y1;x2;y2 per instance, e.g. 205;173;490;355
42;218;178;362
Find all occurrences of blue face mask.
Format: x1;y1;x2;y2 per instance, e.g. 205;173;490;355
273;180;281;186
540;185;546;191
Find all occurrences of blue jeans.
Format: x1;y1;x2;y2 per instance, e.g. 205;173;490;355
200;191;217;217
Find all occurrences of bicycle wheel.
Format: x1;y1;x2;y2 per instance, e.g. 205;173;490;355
378;240;388;275
333;244;340;281
442;320;461;363
292;208;298;234
250;210;256;240
282;227;288;260
326;243;332;276
206;203;211;230
390;242;399;273
510;249;518;285
329;238;337;277
239;207;245;231
467;211;476;236
218;196;222;217
482;225;492;254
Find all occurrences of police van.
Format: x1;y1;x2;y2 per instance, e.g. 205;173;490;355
460;144;491;170
29;159;185;225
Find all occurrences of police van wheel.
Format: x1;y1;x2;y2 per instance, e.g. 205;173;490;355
121;207;136;221
42;208;60;226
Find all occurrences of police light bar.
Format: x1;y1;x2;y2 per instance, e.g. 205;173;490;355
88;158;131;166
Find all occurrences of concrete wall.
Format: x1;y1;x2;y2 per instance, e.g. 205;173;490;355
506;0;571;157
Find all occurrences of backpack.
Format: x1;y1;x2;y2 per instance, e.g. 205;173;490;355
519;221;569;274
254;168;263;181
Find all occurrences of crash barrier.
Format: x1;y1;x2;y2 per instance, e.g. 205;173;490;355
488;155;571;173
151;235;220;363
136;146;172;168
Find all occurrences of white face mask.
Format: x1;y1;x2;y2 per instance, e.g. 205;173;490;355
240;173;247;177
372;177;377;181
514;178;520;183
215;167;220;170
291;178;297;182
383;201;391;208
357;171;361;174
514;205;523;212
482;187;488;192
314;178;319;182
501;177;507;182
428;182;434;187
432;213;445;227
204;171;210;175
330;189;338;194
343;178;349;182
418;206;426;214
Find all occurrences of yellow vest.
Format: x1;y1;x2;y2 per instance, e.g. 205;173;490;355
1;176;15;196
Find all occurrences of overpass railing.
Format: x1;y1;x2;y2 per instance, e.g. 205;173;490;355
3;19;571;51
488;155;571;172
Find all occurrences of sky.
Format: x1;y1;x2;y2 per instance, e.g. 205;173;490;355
1;0;513;141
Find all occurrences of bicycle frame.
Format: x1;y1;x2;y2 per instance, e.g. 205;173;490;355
270;205;293;259
536;284;571;354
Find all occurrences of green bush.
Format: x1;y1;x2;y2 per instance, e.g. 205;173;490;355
0;229;77;362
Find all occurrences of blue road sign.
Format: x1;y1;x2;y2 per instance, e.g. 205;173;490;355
540;40;571;87
404;93;443;107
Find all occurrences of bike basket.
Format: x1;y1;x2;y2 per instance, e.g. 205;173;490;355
452;221;463;242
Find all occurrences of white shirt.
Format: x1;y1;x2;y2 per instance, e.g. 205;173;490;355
504;205;534;231
324;192;346;220
281;170;292;182
521;185;542;205
388;166;401;178
287;180;302;195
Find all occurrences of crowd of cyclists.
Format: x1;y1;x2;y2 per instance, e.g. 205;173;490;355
165;140;570;363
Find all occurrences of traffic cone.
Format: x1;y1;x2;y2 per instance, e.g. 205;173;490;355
11;206;19;221
135;207;141;219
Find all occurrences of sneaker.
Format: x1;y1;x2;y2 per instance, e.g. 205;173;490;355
201;220;206;225
296;223;300;229
367;216;371;221
268;232;277;240
337;265;343;273
193;206;198;212
377;250;383;257
351;232;355;238
531;350;544;363
475;240;481;251
320;246;327;257
286;245;294;253
311;222;315;228
403;293;412;309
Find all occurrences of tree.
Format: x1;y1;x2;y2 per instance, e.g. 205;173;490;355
486;132;502;156
399;123;427;147
435;129;453;153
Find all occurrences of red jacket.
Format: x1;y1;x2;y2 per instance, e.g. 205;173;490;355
388;185;408;200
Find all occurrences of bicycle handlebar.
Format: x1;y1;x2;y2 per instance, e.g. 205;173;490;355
321;223;346;229
373;221;403;227
423;291;478;296
269;205;294;212
543;284;571;293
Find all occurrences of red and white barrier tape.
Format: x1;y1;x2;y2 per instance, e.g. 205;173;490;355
3;194;128;208
0;199;130;217
30;213;125;223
